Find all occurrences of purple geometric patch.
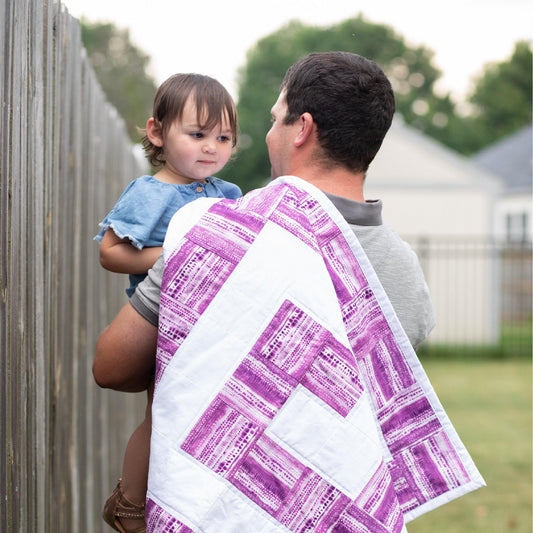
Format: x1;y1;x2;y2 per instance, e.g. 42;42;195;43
180;395;262;478
378;384;440;455
301;337;364;417
322;239;369;302
156;293;200;382
343;287;392;360
389;429;471;513
357;333;416;409
276;467;352;532
352;461;403;531
333;504;399;533
187;204;265;264
162;242;235;310
250;300;330;381
230;434;355;531
145;499;194;533
230;435;307;516
221;352;298;427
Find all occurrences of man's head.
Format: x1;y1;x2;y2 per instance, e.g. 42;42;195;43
273;52;395;176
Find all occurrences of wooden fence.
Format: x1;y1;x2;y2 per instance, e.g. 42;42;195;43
1;1;147;531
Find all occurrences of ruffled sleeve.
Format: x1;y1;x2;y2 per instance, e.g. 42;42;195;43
94;177;171;249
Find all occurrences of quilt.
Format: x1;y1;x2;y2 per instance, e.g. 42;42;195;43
146;176;484;532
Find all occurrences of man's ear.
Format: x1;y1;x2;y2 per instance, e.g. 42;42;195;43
146;117;164;147
294;112;315;147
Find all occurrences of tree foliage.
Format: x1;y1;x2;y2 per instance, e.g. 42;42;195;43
412;40;532;155
218;17;532;192
218;15;445;191
468;40;532;145
80;19;157;141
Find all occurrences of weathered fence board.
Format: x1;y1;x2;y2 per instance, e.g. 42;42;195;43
1;1;147;531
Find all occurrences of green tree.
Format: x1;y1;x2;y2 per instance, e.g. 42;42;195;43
468;40;532;149
414;40;532;155
220;17;531;190
80;19;157;141
218;15;446;192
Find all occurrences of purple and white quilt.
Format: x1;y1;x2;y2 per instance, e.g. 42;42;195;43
146;176;484;532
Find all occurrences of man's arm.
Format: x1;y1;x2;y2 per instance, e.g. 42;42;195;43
93;302;157;392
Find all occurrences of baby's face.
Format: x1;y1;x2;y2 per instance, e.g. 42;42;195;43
161;98;234;184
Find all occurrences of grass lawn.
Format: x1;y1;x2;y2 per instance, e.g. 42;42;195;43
407;359;532;533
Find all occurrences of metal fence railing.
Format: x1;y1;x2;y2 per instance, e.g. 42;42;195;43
407;237;532;357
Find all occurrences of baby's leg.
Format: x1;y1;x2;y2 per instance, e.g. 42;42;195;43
106;382;154;531
121;384;153;504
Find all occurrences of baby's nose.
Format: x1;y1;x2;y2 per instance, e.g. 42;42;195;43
203;141;216;153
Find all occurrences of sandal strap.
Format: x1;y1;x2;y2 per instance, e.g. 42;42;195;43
114;480;145;520
115;509;145;520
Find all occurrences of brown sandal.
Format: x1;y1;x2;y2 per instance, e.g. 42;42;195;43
103;479;146;533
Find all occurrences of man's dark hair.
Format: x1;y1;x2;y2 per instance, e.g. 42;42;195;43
281;52;395;173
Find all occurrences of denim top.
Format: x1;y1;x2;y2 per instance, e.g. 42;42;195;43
95;175;242;296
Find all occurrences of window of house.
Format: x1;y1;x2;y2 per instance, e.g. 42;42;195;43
506;211;530;242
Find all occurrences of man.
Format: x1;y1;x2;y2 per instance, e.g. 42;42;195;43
94;52;433;389
94;52;482;532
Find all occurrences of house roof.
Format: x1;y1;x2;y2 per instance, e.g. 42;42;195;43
366;117;501;192
473;125;532;193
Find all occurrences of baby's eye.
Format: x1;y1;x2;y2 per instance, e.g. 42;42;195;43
218;135;232;143
190;132;204;139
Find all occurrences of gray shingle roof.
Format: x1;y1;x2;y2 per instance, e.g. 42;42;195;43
367;118;501;191
473;126;532;193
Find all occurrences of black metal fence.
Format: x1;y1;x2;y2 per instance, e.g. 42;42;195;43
408;237;532;358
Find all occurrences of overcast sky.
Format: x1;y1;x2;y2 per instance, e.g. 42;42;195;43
64;0;532;103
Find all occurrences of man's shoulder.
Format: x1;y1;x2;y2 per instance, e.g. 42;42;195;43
351;223;435;347
352;223;410;256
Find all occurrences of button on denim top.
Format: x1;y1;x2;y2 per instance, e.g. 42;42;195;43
95;175;242;296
